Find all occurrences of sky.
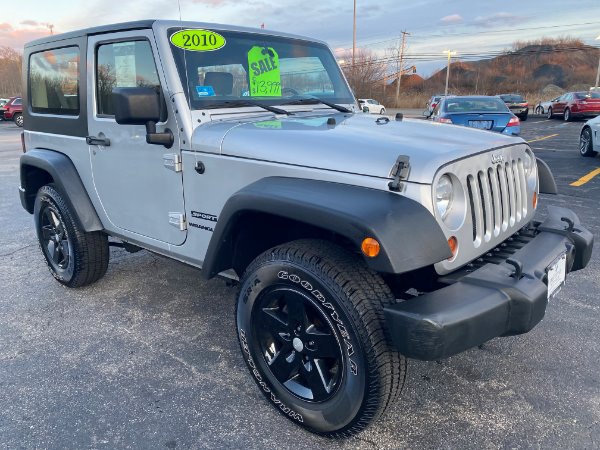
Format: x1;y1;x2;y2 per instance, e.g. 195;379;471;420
1;0;600;75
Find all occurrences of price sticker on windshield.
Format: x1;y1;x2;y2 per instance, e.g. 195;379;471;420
170;29;226;51
248;46;281;97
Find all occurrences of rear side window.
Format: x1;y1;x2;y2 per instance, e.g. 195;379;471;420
29;46;80;115
96;40;160;116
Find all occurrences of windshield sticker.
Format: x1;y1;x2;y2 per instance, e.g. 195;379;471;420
253;120;283;129
170;29;226;52
248;46;281;97
196;86;216;97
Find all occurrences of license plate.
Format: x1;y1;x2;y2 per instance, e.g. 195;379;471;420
547;253;567;299
468;120;492;130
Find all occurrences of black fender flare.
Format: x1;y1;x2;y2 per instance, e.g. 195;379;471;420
201;177;451;279
536;157;557;194
20;149;103;232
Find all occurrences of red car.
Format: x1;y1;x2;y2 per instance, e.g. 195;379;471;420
547;91;600;121
0;96;23;127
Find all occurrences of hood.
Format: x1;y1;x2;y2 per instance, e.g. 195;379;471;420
190;112;523;184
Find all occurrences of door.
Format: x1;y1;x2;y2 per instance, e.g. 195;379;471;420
554;94;568;114
87;31;186;245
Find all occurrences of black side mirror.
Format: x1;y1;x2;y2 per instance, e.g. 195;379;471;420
112;87;173;148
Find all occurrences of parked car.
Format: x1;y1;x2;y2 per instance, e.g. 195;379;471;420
425;94;455;116
534;97;559;115
358;98;386;114
0;98;9;108
1;96;23;126
547;91;600;121
579;115;600;157
18;20;592;438
429;95;521;135
498;94;529;121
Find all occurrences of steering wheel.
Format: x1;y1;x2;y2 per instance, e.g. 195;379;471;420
281;87;299;97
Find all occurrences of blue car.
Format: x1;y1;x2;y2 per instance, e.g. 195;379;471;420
429;95;521;136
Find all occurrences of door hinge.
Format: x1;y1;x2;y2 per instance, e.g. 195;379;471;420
163;153;182;172
168;213;187;231
388;155;410;192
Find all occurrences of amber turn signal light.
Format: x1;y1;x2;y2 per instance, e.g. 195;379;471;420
361;238;380;258
447;236;458;259
532;191;538;209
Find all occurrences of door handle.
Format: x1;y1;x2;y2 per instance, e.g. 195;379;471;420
86;135;111;146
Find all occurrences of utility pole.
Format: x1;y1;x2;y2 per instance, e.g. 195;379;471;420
443;50;457;97
352;0;357;73
595;34;600;90
395;30;410;107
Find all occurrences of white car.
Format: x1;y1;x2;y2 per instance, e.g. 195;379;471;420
580;115;600;157
358;98;386;114
534;97;559;115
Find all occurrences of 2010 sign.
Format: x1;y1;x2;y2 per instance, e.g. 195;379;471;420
170;29;226;52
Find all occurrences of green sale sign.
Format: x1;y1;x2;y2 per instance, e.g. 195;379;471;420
247;46;282;97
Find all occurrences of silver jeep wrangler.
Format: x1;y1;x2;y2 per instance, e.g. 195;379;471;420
19;20;593;437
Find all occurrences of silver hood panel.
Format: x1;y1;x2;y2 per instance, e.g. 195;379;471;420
190;113;524;184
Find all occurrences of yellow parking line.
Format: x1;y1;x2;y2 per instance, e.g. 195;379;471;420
570;167;600;186
528;133;559;143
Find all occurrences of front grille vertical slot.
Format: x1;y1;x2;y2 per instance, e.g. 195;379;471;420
478;171;493;242
497;165;509;231
517;159;528;217
488;167;501;236
505;162;516;226
513;160;522;222
467;174;483;246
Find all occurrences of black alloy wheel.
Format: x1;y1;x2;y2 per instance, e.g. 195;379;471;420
236;239;406;437
580;127;597;157
40;202;73;276
34;184;109;287
254;286;344;403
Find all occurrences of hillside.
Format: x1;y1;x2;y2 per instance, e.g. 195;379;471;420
421;39;600;95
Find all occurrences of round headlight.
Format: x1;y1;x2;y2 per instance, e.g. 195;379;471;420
436;175;454;219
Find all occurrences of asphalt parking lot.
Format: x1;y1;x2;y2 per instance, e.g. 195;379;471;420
0;117;599;449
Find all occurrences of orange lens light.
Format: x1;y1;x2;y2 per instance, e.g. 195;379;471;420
361;238;380;258
447;236;458;258
533;191;538;209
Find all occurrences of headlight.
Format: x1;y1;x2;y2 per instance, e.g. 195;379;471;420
434;173;467;230
523;149;537;185
436;175;454;220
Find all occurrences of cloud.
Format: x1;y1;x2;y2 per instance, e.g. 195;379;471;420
440;14;463;25
0;22;52;50
472;12;525;28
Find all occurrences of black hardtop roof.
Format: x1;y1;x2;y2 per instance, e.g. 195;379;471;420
25;20;156;48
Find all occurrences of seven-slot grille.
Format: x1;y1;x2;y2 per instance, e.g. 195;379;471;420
466;158;528;247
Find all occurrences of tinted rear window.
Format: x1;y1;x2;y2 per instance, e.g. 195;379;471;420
445;98;509;113
500;95;524;103
29;46;80;115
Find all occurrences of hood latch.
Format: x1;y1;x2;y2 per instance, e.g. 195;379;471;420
388;155;410;192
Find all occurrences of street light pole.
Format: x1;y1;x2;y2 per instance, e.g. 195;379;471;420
595;35;600;89
352;0;356;70
443;50;456;97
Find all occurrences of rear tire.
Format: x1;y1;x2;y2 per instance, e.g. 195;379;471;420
564;108;571;122
380;108;386;115
520;111;528;121
236;239;406;437
34;184;109;287
14;113;23;127
580;127;597;157
547;107;553;119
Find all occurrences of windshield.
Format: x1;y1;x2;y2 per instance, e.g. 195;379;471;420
168;28;354;110
444;97;509;113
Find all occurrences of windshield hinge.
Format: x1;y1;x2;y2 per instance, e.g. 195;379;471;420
388;155;410;192
168;213;187;231
163;153;182;172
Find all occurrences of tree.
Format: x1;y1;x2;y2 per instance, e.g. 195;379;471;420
339;49;386;100
0;47;23;97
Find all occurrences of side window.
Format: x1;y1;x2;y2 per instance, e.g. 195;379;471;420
29;46;80;115
96;40;160;116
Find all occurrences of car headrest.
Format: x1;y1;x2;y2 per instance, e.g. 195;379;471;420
204;72;233;96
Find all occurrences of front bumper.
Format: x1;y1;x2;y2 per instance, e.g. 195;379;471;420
384;206;593;361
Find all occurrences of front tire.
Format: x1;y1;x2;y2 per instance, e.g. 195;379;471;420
380;108;386;115
34;184;109;287
580;127;597;157
547;107;553;119
564;108;571;122
236;240;406;437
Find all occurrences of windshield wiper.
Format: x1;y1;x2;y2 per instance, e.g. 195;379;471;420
281;96;352;113
205;99;291;115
